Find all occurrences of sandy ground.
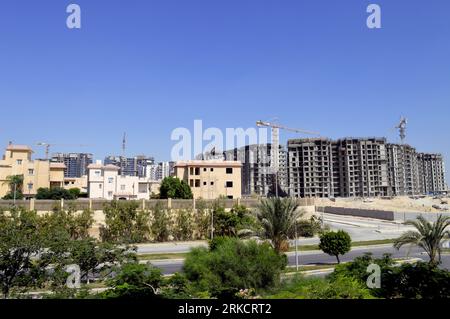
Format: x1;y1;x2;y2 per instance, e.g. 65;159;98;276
315;195;450;213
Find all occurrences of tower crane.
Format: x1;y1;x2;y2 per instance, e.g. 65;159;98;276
36;142;90;160
256;120;321;197
395;116;408;144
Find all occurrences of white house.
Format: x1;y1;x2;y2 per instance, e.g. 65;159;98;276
87;163;152;200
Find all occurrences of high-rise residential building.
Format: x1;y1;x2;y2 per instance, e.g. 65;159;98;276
386;144;421;196
288;138;334;198
417;153;446;194
145;161;175;181
51;153;93;178
288;138;391;198
104;155;155;177
223;144;288;197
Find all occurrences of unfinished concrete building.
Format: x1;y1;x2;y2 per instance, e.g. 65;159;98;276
223;144;288;196
288;137;390;198
417;153;446;194
386;144;421;196
288;139;333;198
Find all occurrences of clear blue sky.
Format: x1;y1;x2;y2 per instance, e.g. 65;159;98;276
0;1;449;180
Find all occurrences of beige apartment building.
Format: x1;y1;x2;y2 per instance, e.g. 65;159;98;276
0;144;65;198
87;163;152;200
174;160;242;199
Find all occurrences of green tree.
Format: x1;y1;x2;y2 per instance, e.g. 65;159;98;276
173;210;194;241
319;230;352;264
0;208;45;298
394;215;450;266
256;197;302;254
150;203;171;242
102;263;164;299
183;237;287;298
159;177;193;199
100;201;151;244
2;175;24;200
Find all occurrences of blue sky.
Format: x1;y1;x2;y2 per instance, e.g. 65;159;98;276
0;1;449;180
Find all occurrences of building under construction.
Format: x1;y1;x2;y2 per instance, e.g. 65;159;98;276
288;137;446;198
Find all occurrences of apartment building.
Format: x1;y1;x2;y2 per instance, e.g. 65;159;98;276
51;152;93;178
63;175;88;193
174;160;242;200
288;139;334;198
223;144;288;196
104;155;155;177
288;138;390;198
386;144;421;196
146;161;175;181
0;144;65;198
87;163;152;200
418;153;446;194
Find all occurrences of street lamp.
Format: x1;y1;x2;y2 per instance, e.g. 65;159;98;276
295;221;299;272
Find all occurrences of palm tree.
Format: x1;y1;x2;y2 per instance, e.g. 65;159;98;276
3;175;24;198
257;197;303;254
394;215;450;266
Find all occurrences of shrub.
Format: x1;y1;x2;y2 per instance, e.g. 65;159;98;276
319;230;352;264
267;275;373;299
183;237;287;298
151;203;172;242
173;210;193;241
100;201;150;244
297;216;323;238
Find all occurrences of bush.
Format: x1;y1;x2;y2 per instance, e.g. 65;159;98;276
297;216;323;238
35;187;80;200
319;230;352;264
267;275;373;299
183;237;287;298
100;201;150;244
2;190;24;200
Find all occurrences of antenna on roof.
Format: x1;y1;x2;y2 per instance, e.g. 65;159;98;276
120;132;127;177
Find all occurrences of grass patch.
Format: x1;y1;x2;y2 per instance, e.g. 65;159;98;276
138;253;188;261
289;239;395;252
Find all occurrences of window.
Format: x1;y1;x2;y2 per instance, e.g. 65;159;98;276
99;184;102;189
108;191;113;197
28;169;34;176
95;170;101;177
203;181;207;186
211;181;214;186
226;168;233;174
203;168;207;172
17;159;22;165
226;181;233;188
190;167;194;175
190;179;194;187
195;167;200;175
27;183;33;191
195;179;200;187
108;177;114;184
210;168;214;172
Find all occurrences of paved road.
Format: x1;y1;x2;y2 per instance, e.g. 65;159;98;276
149;245;450;275
137;213;414;255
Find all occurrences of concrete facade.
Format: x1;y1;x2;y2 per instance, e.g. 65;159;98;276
87;163;152;200
0;144;66;198
174;160;242;200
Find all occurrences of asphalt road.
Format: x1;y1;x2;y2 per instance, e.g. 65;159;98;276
149;245;450;276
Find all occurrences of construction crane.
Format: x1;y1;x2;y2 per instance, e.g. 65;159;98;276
395;116;408;144
256;120;321;197
36;142;90;159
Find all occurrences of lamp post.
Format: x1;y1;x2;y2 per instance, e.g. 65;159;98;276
13;183;17;206
295;221;299;272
